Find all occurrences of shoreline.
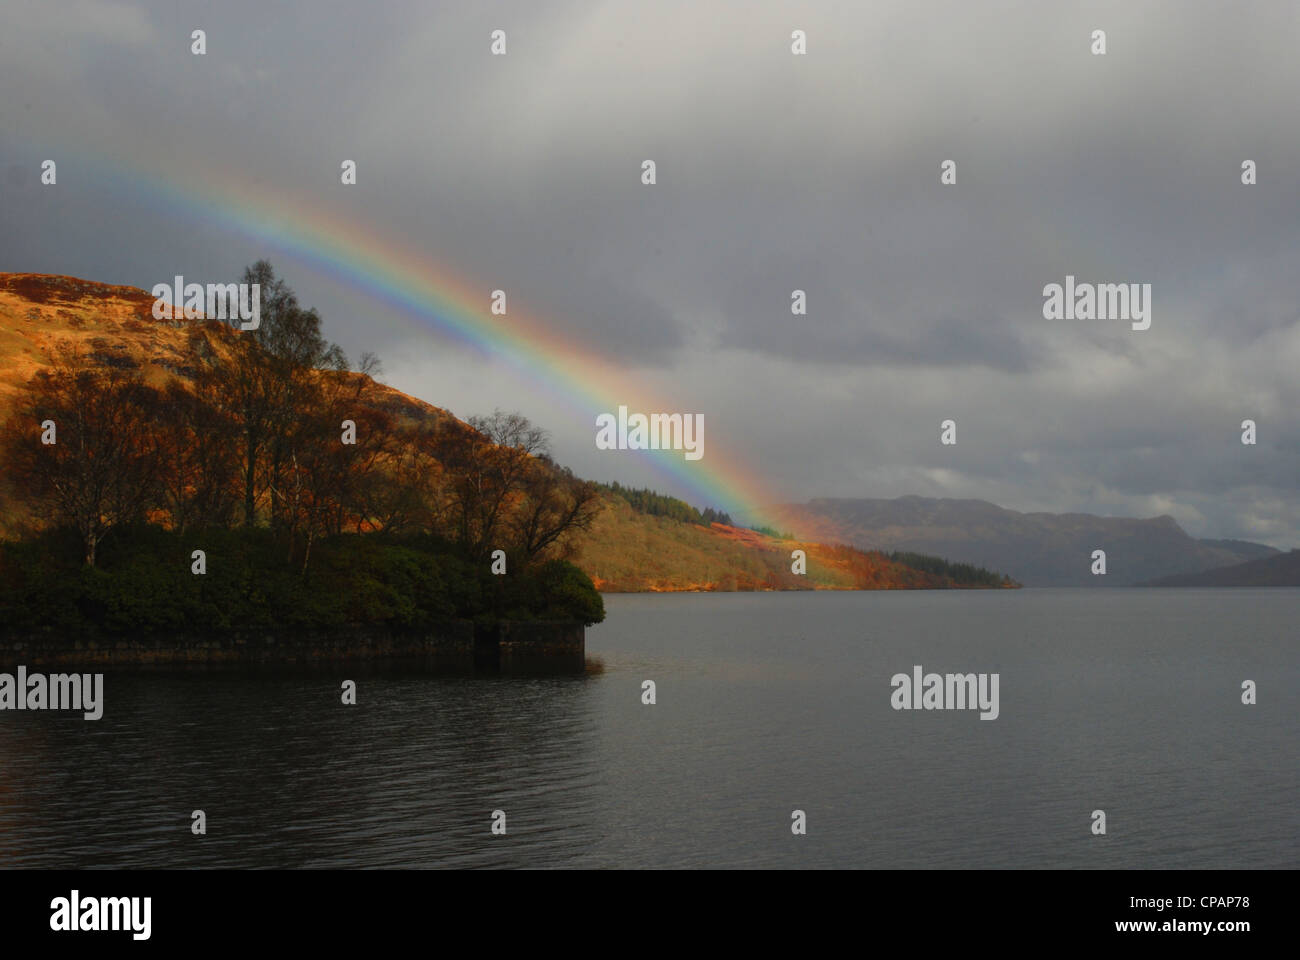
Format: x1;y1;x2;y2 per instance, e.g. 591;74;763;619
0;619;585;671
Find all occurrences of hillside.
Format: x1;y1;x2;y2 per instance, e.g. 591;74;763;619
572;493;1010;591
771;495;1281;587
0;273;1014;592
1141;549;1300;587
0;272;476;541
0;273;464;429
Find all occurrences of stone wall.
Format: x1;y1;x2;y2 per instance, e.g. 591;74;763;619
481;620;586;672
0;620;585;670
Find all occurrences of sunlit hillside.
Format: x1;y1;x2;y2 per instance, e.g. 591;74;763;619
0;273;1013;591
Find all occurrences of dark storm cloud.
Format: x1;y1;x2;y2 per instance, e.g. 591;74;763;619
1;0;1297;544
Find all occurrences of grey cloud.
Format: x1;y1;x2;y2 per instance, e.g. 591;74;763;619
1;0;1297;544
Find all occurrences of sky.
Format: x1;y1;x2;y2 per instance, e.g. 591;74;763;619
2;0;1298;546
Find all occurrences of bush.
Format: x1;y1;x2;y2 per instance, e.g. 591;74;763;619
0;524;604;638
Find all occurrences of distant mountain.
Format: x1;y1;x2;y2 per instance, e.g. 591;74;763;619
771;496;1281;587
1141;550;1300;587
1195;538;1280;562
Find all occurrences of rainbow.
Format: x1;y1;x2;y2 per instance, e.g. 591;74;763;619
98;158;778;525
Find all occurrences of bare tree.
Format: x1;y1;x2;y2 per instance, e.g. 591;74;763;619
151;377;240;534
277;370;397;568
0;345;162;565
509;459;603;562
350;422;442;535
199;260;347;529
436;410;603;563
437;410;548;560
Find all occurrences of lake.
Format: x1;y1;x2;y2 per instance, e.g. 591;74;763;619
1;589;1295;868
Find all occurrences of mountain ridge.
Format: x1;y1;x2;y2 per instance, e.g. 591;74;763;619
771;495;1282;587
1140;549;1300;587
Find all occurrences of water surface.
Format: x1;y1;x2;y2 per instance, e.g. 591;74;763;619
1;589;1294;868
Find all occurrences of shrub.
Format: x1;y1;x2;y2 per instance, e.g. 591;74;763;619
0;524;604;639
